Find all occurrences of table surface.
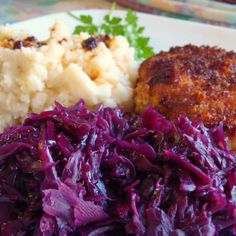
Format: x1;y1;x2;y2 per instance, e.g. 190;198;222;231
0;0;116;24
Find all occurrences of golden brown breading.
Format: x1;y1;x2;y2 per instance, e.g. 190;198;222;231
135;44;236;129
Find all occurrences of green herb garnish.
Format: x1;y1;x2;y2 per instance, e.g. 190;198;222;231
68;6;154;60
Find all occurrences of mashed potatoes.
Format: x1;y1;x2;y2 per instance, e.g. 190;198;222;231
0;21;138;131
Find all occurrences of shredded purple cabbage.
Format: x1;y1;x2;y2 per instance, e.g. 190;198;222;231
0;100;236;236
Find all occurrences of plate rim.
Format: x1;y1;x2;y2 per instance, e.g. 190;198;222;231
11;9;236;34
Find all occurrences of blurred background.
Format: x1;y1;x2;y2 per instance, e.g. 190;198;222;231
0;0;235;28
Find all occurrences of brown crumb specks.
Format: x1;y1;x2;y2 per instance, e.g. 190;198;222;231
82;35;111;51
135;44;236;131
0;36;46;50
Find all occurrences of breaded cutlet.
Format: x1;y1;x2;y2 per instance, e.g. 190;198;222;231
135;44;236;131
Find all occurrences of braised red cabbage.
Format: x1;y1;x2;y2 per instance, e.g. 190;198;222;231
0;100;236;235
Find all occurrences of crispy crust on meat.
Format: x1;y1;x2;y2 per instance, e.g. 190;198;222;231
135;44;236;129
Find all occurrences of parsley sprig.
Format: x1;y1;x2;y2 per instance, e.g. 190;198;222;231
68;7;154;60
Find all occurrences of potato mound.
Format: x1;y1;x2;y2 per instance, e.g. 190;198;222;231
0;21;138;131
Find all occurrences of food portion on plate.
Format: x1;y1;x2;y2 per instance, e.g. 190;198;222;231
0;21;137;132
135;44;236;150
1;100;236;236
135;44;236;127
0;8;236;236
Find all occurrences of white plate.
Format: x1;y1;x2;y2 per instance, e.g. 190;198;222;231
11;9;236;53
